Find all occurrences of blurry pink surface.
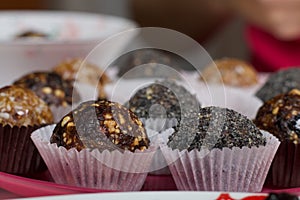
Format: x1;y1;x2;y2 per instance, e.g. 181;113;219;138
2;170;300;198
246;25;300;72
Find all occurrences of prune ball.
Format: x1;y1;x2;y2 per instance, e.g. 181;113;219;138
265;192;298;200
13;71;81;107
50;100;150;152
254;89;300;144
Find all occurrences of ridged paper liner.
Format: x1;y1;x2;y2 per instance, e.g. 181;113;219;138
160;131;280;192
31;124;156;191
265;140;300;188
142;118;178;175
0;124;47;175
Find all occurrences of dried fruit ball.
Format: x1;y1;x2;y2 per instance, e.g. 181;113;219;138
265;193;298;200
168;106;266;151
127;80;200;121
0;85;54;126
254;89;300;144
256;68;300;102
115;48;193;79
50;100;150;152
53;58;110;100
13;72;81;107
200;58;258;87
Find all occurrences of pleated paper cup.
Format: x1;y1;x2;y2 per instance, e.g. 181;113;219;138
31;124;156;191
0;124;47;175
160;131;280;192
141;118;178;175
265;140;300;188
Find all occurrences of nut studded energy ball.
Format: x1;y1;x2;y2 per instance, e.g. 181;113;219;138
50;100;150;152
0;85;54;126
168;106;266;151
53;58;110;100
115;48;194;79
256;68;300;102
254;89;300;144
127;80;200;121
13;72;81;107
200;58;258;87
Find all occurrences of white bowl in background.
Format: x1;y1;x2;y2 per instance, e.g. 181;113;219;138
0;10;137;87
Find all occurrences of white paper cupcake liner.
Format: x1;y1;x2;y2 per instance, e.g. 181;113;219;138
160;131;280;192
141;118;178;175
141;118;178;133
31;124;156;191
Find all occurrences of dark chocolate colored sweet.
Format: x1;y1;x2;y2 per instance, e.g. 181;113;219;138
168;106;266;151
13;72;81;107
256;68;300;102
254;89;300;144
0;85;54;126
265;193;298;200
115;48;194;79
53;58;110;100
127;80;200;122
50;100;149;152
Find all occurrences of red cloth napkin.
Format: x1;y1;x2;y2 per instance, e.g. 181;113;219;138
245;25;300;72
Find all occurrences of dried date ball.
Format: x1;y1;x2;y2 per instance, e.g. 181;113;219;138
168;106;266;151
13;72;81;107
200;58;258;87
114;48;194;79
265;193;298;200
0;85;54;126
52;58;110;100
254;89;300;144
256;68;300;102
50;100;149;152
126;80;200;121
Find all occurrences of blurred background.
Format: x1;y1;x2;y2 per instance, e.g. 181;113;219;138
1;0;248;61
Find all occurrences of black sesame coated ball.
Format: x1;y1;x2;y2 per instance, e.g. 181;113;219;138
50;100;150;152
127;79;200;122
168;106;266;151
256;68;300;102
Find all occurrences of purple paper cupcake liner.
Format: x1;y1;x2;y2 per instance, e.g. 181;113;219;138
265;140;300;188
0;125;47;175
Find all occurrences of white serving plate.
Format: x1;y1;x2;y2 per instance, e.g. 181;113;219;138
16;191;268;200
0;10;136;87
